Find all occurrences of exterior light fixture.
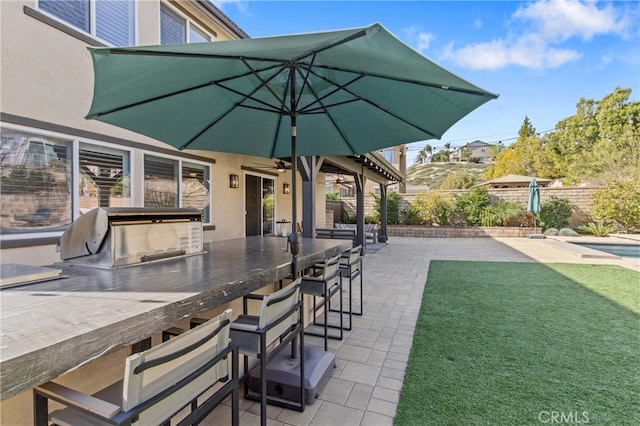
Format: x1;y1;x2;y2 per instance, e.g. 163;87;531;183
229;174;239;188
283;183;291;194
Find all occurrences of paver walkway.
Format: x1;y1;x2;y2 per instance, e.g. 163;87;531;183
206;236;638;425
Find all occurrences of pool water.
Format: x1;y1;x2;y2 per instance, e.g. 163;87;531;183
572;242;640;258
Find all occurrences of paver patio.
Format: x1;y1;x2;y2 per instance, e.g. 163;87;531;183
205;236;639;425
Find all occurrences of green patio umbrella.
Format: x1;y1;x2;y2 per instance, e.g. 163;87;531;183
85;23;498;259
528;178;541;233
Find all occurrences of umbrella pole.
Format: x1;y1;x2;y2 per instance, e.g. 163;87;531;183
289;119;299;265
288;67;300;275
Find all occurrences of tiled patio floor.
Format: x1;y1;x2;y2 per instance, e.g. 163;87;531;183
204;236;638;425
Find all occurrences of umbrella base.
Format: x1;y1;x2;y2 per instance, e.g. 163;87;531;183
528;233;546;239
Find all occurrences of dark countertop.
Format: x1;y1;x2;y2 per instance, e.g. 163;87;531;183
0;236;352;400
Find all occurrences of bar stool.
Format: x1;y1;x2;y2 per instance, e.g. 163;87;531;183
300;253;343;351
329;245;364;330
229;280;305;426
35;309;239;426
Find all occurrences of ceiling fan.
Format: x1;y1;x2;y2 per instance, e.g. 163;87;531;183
325;174;355;185
250;160;290;173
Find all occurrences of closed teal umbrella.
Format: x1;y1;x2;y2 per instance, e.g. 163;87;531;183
528;178;541;233
85;23;498;261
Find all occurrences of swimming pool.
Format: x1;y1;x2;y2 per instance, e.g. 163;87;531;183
571;242;640;258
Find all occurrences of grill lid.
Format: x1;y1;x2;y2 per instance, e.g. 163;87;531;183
59;207;203;268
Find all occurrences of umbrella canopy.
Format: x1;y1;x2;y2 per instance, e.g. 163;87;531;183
527;178;541;214
86;23;497;157
85;23;497;261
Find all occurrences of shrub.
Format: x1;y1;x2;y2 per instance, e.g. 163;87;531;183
539;197;573;230
386;191;402;225
401;204;423;225
558;228;580;236
342;210;356;224
372;191;402;225
326;192;340;201
454;187;491;226
412;191;453;225
364;214;379;224
578;221;619;237
591;181;640;233
479;202;525;227
544;228;559;236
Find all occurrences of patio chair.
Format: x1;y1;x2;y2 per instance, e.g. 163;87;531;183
300;253;343;351
34;309;239;426
229;280;305;426
329;245;364;330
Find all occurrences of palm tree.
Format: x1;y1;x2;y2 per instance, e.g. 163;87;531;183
443;142;452;162
414;144;433;165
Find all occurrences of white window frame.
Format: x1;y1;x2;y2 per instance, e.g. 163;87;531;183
143;152;212;222
76;140;133;218
159;2;213;45
37;0;138;46
0;123;213;242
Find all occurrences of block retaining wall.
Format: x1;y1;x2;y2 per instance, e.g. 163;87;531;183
339;187;598;227
387;225;537;238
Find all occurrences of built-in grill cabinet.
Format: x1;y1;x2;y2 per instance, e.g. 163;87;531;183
58;207;204;269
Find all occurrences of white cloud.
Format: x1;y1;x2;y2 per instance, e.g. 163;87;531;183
416;32;435;52
444;34;581;70
545;47;583;67
404;25;435;53
513;0;627;41
445;0;629;70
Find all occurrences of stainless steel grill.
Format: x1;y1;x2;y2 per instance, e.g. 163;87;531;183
58;207;204;269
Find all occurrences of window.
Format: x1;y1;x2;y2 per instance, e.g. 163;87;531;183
79;144;131;211
144;155;212;222
182;162;210;224
382;148;394;163
39;0;135;46
161;5;211;45
1;128;72;232
144;156;178;207
1;124;212;241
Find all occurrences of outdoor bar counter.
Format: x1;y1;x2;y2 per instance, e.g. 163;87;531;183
0;236;352;401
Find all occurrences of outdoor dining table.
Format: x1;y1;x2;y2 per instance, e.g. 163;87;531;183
0;236;352;401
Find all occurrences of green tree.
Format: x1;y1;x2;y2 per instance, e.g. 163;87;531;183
484;116;551;179
591;180;640;233
443;142;452;162
431;149;450;162
544;87;639;184
518;115;536;139
414;144;433;165
460;145;473;161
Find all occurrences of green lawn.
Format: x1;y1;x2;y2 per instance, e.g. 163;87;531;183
395;261;640;425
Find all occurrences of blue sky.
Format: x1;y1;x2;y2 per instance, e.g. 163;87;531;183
212;0;640;164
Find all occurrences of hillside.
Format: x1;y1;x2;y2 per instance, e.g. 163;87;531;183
405;162;489;189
